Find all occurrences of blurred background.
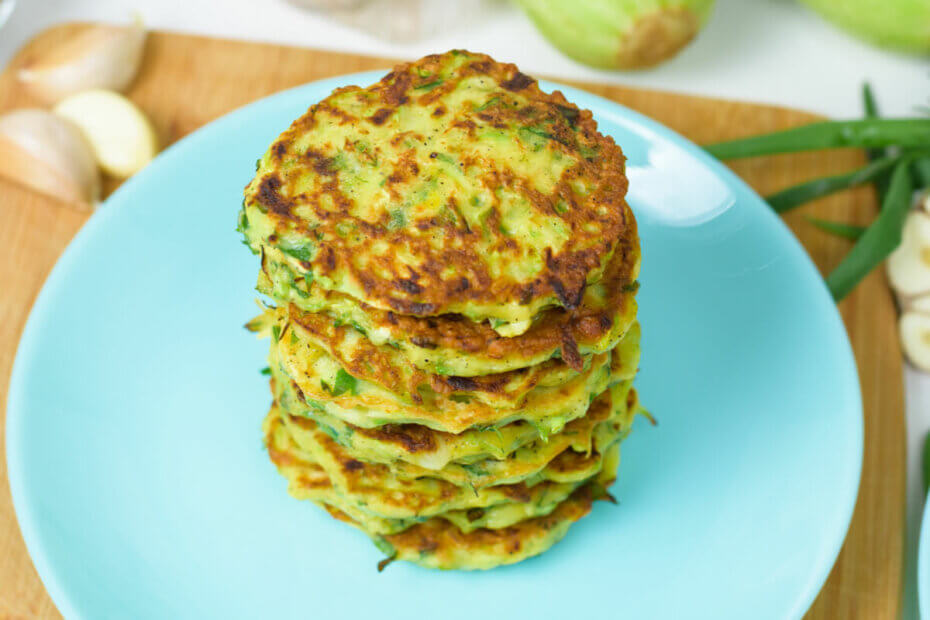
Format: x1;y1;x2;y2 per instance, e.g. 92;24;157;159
0;0;927;118
1;0;929;617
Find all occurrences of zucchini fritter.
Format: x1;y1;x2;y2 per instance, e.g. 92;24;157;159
241;50;635;336
242;51;645;571
265;407;621;569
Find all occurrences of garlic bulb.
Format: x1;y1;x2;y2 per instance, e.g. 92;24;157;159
54;90;158;179
0;109;100;209
18;20;147;103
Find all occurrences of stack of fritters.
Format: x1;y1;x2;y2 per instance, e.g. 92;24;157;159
239;51;644;570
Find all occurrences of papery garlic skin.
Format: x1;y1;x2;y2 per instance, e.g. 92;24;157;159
900;310;930;372
54;90;158;179
0;109;100;208
18;21;147;104
888;211;930;297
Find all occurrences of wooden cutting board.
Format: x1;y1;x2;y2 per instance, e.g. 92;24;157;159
0;24;905;619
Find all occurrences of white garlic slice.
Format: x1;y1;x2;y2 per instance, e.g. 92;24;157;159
0;109;100;209
54;90;158;179
887;211;930;297
900;308;930;372
18;20;147;104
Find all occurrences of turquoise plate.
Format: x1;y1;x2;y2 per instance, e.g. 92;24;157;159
7;73;862;619
919;492;930;617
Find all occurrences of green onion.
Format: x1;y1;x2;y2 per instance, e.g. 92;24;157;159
862;85;883;160
862;83;893;203
826;160;915;300
913;158;930;189
260;366;271;376
805;217;866;241
766;154;902;213
705;119;930;160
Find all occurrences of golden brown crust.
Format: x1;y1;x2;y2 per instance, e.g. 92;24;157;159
382;483;593;560
287;303;579;402
364;235;638;362
277;236;637;385
244;50;634;318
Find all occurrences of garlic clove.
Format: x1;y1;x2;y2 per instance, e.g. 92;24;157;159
900;310;930;372
0;109;100;209
18;20;147;104
912;294;930;313
887;211;930;297
54;90;158;179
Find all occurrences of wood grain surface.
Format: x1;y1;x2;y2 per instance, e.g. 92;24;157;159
0;24;904;619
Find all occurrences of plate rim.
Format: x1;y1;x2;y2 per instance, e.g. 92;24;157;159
5;71;864;620
919;490;930;617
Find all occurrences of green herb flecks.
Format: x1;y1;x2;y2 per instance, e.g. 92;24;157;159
415;79;443;92
280;241;316;263
260;366;271;376
323;369;359;397
387;209;407;231
318;423;340;442
461;462;489;477
306;400;326;413
474;96;500;112
579;145;598;160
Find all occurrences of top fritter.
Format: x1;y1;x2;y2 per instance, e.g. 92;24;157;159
240;51;633;336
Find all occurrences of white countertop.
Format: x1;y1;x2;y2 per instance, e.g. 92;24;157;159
2;0;929;614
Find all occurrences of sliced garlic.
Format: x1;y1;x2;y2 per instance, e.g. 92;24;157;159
887;211;930;297
900;310;930;372
54;90;158;179
0;109;100;209
18;20;147;103
911;295;930;313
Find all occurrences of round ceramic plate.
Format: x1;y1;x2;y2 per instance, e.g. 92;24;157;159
919;493;930;617
7;73;862;620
